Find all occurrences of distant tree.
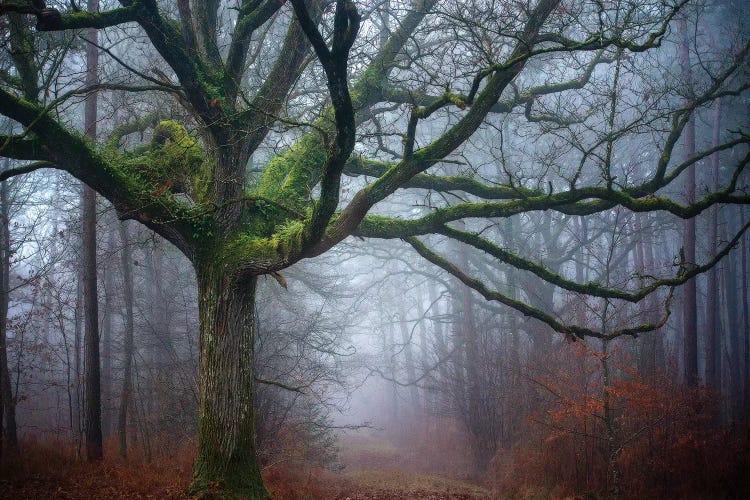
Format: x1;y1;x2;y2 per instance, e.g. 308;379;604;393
0;158;15;452
81;0;103;462
117;221;135;458
0;0;748;496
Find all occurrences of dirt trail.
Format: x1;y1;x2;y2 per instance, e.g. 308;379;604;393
327;434;492;499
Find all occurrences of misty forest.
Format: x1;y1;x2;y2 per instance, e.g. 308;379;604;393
0;0;748;498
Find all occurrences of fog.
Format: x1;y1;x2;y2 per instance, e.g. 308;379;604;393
0;0;749;498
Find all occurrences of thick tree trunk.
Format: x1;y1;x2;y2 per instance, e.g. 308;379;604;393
189;268;268;499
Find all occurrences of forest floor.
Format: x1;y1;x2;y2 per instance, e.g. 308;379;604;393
0;434;496;499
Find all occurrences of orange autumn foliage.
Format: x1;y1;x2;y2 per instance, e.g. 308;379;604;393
490;341;750;499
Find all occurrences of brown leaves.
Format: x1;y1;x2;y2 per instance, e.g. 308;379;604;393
270;271;287;289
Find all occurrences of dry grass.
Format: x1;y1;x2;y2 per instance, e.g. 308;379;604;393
0;434;492;499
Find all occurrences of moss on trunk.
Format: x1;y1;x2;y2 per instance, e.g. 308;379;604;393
188;266;269;499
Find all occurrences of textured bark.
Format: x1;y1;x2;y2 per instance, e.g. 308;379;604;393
117;222;135;458
189;268;267;499
82;188;102;461
679;17;698;386
0;162;16;450
83;0;103;460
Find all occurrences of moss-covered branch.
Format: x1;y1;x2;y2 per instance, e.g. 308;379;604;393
405;235;675;341
33;5;139;31
0;88;207;256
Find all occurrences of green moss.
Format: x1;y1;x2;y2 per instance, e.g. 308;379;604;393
148;120;203;189
98;128;213;239
256;134;327;208
350;65;385;108
189;449;269;499
223;219;307;267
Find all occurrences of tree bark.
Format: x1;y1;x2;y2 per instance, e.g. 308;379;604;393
0;160;16;450
101;225;116;437
679;16;698;386
188;268;268;499
82;0;102;460
117;222;135;458
706;101;722;391
723;212;743;416
742;210;750;415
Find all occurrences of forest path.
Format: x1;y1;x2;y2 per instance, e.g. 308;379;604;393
322;433;493;499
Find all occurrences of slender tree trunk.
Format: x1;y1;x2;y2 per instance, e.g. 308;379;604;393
82;0;102;460
742;212;750;415
73;276;83;456
706;101;722;391
0;161;17;450
724;212;743;417
397;303;419;416
641;214;665;370
118;222;135;458
0;350;2;464
101;225;116;437
415;285;431;415
454;226;494;472
679;16;698;386
427;282;449;413
148;245;175;430
385;313;399;425
188;267;268;498
601;335;621;496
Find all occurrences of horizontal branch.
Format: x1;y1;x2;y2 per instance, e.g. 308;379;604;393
33;5;139;31
405;235;675;340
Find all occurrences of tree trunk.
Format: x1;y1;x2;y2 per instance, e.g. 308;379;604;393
641;214;665;371
82;186;102;461
101;225;116;437
188;267;268;499
427;281;449;413
398;302;419;416
679;16;698;386
742;212;750;415
118;222;135;458
706;100;722;391
82;0;102;459
0;161;17;450
73;276;82;456
723;212;743;417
